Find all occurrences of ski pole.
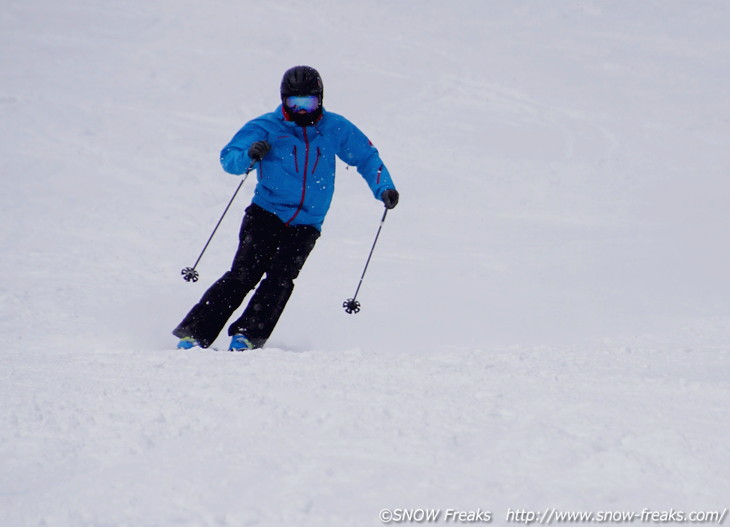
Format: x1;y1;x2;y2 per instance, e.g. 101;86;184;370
181;160;257;282
343;207;389;314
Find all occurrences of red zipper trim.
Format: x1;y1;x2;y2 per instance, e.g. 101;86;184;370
312;147;321;174
285;128;310;226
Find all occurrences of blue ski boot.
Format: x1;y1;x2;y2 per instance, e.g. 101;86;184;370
229;334;255;351
177;336;199;350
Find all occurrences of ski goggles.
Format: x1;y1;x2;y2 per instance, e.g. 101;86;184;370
285;95;320;113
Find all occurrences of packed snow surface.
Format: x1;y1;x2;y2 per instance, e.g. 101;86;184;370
1;1;729;525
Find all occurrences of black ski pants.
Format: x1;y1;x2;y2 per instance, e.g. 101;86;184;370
173;204;320;348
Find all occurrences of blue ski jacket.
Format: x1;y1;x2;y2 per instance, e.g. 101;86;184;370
220;105;395;230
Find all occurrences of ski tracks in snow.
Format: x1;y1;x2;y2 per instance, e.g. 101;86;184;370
2;341;728;525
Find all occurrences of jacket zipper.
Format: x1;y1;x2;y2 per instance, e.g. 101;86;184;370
285;127;310;226
312;147;321;175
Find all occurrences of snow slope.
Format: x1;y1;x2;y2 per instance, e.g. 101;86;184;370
1;1;729;525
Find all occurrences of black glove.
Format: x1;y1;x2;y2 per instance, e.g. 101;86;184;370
381;189;399;209
248;141;271;161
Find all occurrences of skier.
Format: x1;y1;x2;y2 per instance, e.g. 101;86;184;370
173;65;399;351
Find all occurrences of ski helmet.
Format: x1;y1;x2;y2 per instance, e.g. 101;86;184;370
280;65;324;126
281;65;323;98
